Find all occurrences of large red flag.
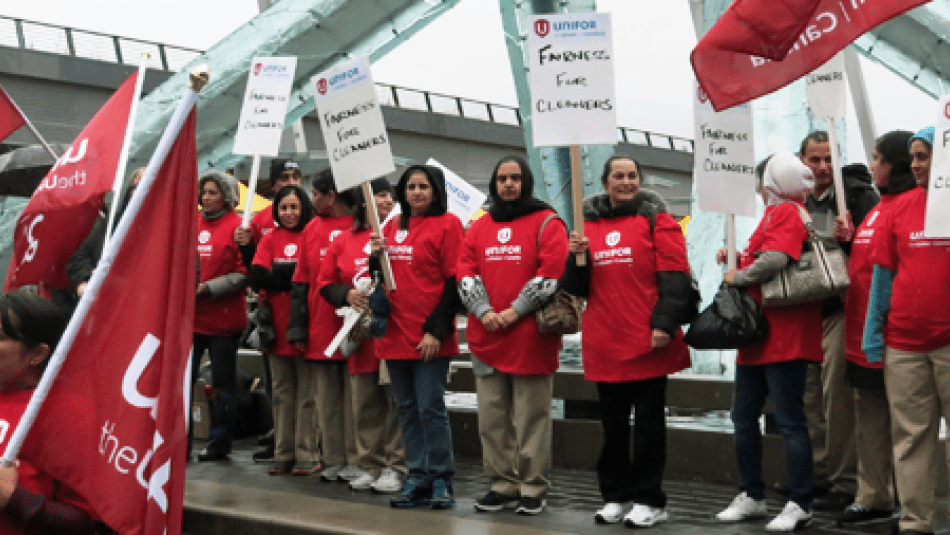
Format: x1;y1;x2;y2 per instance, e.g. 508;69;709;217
0;84;27;142
19;109;198;535
4;72;139;291
691;0;929;111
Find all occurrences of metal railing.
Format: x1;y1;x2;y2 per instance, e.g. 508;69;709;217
0;15;202;72
0;15;694;154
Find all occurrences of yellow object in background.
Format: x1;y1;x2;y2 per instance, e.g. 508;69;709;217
237;181;272;215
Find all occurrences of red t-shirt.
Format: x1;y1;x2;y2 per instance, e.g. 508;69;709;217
736;202;823;366
581;212;691;382
457;210;568;375
376;213;463;361
872;188;950;352
252;226;304;357
195;211;247;336
317;226;380;375
250;208;277;243
293;215;354;361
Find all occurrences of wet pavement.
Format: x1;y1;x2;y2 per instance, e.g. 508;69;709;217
183;437;923;534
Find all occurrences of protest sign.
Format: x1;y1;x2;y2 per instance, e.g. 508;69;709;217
926;95;950;238
805;53;846;120
233;56;297;157
425;158;487;223
312;56;395;192
693;79;757;218
527;13;617;147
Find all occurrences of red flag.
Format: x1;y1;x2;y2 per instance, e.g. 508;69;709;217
691;0;929;111
19;109;198;535
4;72;139;291
0;84;27;142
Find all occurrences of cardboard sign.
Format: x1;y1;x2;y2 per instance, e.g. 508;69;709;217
527;13;618;147
926;95;950;238
425;158;487;223
312;56;395;192
233;56;297;156
805;52;847;119
693;79;757;217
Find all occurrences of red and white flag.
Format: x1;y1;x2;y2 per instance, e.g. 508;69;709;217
19;109;198;535
0;84;27;142
4;72;140;292
691;0;929;111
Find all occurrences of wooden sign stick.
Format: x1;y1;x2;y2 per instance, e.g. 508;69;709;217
570;145;586;266
361;180;396;291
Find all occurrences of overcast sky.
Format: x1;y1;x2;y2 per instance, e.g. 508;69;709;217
2;0;940;162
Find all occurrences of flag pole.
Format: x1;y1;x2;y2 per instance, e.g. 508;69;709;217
104;54;150;246
826;119;848;218
5;91;59;161
1;65;209;466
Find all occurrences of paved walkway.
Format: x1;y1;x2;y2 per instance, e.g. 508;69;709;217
183;438;919;534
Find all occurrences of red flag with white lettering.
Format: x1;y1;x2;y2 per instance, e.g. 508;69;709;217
19;109;198;535
0;84;27;142
4;72;139;292
691;0;929;111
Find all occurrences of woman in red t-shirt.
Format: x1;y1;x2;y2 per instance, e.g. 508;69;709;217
0;292;109;534
192;170;247;462
560;156;694;527
249;185;314;476
714;152;822;531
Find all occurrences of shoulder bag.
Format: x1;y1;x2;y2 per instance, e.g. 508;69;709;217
683;283;769;349
535;213;585;335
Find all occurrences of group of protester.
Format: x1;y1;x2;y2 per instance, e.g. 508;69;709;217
0;125;944;534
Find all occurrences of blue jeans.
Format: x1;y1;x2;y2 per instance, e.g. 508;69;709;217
192;333;240;452
387;358;454;486
733;361;813;509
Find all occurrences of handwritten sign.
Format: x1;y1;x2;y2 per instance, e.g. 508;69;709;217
926;95;950;238
527;13;617;147
806;52;846;119
693;79;757;217
312;56;395;192
233;56;297;156
425;158;487;223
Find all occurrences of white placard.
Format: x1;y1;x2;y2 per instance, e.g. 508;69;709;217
312;56;395;192
693;80;757;217
527;13;618;147
233;56;298;156
926;96;950;238
425;158;487;223
806;53;847;119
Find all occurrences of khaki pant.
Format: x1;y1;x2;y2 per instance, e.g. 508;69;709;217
270;356;320;464
885;343;950;533
348;372;399;477
804;312;857;493
853;386;894;510
314;361;348;467
476;371;554;498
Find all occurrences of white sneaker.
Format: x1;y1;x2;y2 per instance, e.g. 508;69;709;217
716;492;768;522
320;464;343;481
371;468;403;493
594;502;625;524
337;464;363;481
623;504;668;527
349;471;375;490
765;501;812;531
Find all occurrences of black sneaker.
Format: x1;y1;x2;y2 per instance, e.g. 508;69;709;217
474;491;520;512
196;445;229;462
515;496;546;516
813;491;855;512
390;480;431;508
252;444;274;462
837;502;894;526
429;479;455;510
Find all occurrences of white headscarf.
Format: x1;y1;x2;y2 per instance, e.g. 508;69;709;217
761;151;815;206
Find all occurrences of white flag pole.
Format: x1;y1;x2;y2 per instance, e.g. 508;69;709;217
104;54;150;246
241;154;262;228
826;119;848;218
1;66;209;466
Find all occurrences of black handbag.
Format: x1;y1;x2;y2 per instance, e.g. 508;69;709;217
683;283;769;349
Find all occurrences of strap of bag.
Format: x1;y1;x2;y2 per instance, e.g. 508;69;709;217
538;212;561;250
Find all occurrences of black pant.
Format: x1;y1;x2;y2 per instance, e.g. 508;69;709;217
596;377;668;507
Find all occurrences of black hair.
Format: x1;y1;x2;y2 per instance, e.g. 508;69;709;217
600;155;642;187
312;168;356;209
799;131;829;157
395;165;447;230
352;178;394;229
0;291;68;355
488;156;535;203
272;185;315;232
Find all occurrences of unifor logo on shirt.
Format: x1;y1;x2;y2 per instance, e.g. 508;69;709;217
606;231;621;247
497;228;512;244
283;243;297;257
395;230;408;243
330;230;342;242
198;230;211;244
